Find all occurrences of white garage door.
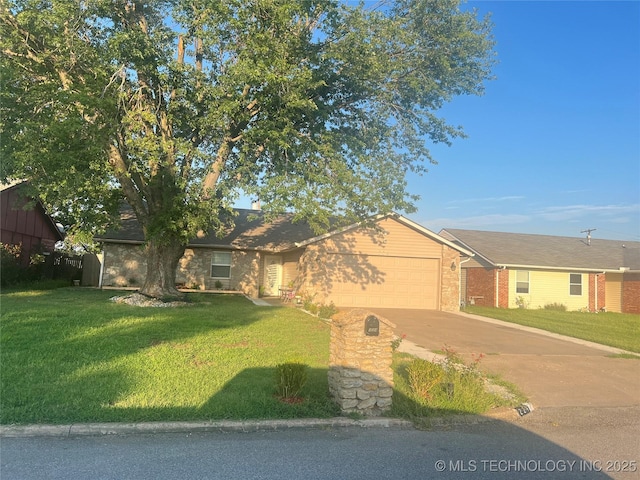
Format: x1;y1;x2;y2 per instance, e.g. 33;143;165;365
324;254;440;309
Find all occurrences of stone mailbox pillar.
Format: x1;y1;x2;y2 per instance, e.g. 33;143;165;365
328;309;395;416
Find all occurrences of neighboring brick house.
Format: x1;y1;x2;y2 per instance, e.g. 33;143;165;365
440;228;640;314
0;181;63;266
96;209;473;311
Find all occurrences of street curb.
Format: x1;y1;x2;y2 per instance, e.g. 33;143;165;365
0;417;415;438
0;411;529;438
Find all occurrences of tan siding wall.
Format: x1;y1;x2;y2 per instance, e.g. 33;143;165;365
297;218;459;310
282;250;303;288
318;217;444;258
508;270;590;310
605;273;623;313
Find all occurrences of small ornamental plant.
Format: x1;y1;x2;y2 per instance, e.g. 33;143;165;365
406;358;444;401
274;362;308;403
318;302;338;319
391;334;407;352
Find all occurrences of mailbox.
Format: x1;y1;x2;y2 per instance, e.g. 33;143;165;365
364;315;380;336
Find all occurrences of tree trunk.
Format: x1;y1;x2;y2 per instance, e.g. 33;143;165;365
139;238;186;300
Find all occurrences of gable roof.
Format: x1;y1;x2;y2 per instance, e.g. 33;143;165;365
294;213;474;256
95;208;317;252
96;208;473;255
440;228;640;272
0;180;64;242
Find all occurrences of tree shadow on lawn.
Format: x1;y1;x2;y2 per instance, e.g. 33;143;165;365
112;367;616;480
0;289;284;424
25;364;620;480
3;289;518;424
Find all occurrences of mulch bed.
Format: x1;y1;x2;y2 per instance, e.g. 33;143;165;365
110;293;190;308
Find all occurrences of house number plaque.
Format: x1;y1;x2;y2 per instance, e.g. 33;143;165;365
364;315;380;336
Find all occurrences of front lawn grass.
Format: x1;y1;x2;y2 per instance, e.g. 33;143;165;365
1;288;521;425
464;306;640;353
1;288;339;424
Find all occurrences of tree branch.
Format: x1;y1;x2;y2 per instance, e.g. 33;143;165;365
108;144;148;222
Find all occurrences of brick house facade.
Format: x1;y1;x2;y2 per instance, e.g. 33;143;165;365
442;229;640;314
622;273;640;314
98;211;473;311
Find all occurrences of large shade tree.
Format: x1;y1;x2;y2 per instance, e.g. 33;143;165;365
1;0;495;299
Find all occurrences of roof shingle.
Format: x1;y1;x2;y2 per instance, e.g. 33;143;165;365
96;208;319;252
440;229;640;271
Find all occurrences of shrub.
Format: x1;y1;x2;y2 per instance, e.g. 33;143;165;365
391;334;406;352
306;302;319;315
318;302;338;319
0;243;47;287
301;292;317;312
406;358;444;401
515;296;529;309
274;362;308;399
440;345;484;378
544;302;567;311
1;243;23;286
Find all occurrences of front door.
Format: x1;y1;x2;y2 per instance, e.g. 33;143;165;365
263;255;282;296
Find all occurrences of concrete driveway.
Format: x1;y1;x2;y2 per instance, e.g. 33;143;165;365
371;309;640;408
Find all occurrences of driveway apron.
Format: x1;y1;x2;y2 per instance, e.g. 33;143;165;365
371;308;640;408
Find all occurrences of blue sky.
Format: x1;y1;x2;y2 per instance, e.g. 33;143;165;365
234;1;639;241
406;0;640;241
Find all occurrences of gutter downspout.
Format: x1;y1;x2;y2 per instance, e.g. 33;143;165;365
459;256;472;307
98;249;105;289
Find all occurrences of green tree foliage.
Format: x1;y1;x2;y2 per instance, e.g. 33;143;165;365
0;0;495;298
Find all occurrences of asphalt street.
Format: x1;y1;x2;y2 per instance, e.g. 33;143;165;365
2;407;639;480
1;406;638;480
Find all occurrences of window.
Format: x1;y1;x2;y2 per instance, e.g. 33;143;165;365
211;251;232;278
569;273;582;296
516;270;530;294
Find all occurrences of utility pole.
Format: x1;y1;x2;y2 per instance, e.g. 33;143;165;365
581;228;596;246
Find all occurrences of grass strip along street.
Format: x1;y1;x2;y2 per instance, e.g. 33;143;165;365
1;288;524;425
464;306;640;354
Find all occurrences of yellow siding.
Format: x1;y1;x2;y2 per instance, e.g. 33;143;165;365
605;273;623;313
508;270;589;311
319;217;443;258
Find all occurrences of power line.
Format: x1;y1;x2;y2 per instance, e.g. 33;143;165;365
581;228;596;246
